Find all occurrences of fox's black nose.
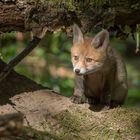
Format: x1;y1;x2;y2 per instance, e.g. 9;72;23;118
75;69;80;74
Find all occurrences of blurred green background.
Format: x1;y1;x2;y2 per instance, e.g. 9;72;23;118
0;31;140;108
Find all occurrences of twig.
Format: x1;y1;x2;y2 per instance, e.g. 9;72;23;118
0;26;48;82
136;24;140;53
0;37;41;82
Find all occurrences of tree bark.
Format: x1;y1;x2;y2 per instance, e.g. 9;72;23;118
0;60;44;105
0;60;139;140
0;0;140;34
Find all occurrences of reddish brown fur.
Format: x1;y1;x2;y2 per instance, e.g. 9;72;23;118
71;24;128;107
71;38;105;63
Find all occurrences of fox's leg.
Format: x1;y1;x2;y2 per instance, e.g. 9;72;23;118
111;82;128;107
71;75;87;104
87;97;100;105
100;92;111;106
111;51;128;107
100;81;127;108
100;80;113;107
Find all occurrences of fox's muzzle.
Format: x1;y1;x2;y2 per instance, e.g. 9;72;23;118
73;67;87;75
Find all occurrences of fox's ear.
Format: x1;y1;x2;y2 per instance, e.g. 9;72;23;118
92;30;109;49
73;24;84;44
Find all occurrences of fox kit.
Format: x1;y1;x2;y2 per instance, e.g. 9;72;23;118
70;24;128;107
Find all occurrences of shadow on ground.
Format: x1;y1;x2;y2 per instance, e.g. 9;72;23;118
0;60;46;105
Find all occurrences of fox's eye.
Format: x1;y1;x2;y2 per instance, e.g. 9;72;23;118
74;56;79;61
86;58;93;63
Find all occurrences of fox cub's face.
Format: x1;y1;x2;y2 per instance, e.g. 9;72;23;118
71;24;110;75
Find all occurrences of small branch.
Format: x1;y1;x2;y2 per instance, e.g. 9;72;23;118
0;37;41;82
136;24;140;53
0;26;48;82
0;24;47;82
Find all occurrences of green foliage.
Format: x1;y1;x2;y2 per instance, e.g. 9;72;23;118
0;31;74;96
126;88;140;107
0;31;140;107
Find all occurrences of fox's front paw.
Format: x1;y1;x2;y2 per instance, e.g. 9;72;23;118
70;95;86;104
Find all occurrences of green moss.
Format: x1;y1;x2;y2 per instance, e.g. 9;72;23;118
43;106;140;140
21;127;62;140
24;0;140;11
10;107;139;139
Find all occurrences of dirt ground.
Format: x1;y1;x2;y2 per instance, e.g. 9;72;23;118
0;60;140;140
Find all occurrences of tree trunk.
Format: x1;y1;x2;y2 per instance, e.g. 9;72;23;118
0;60;44;105
0;60;139;140
0;0;140;34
